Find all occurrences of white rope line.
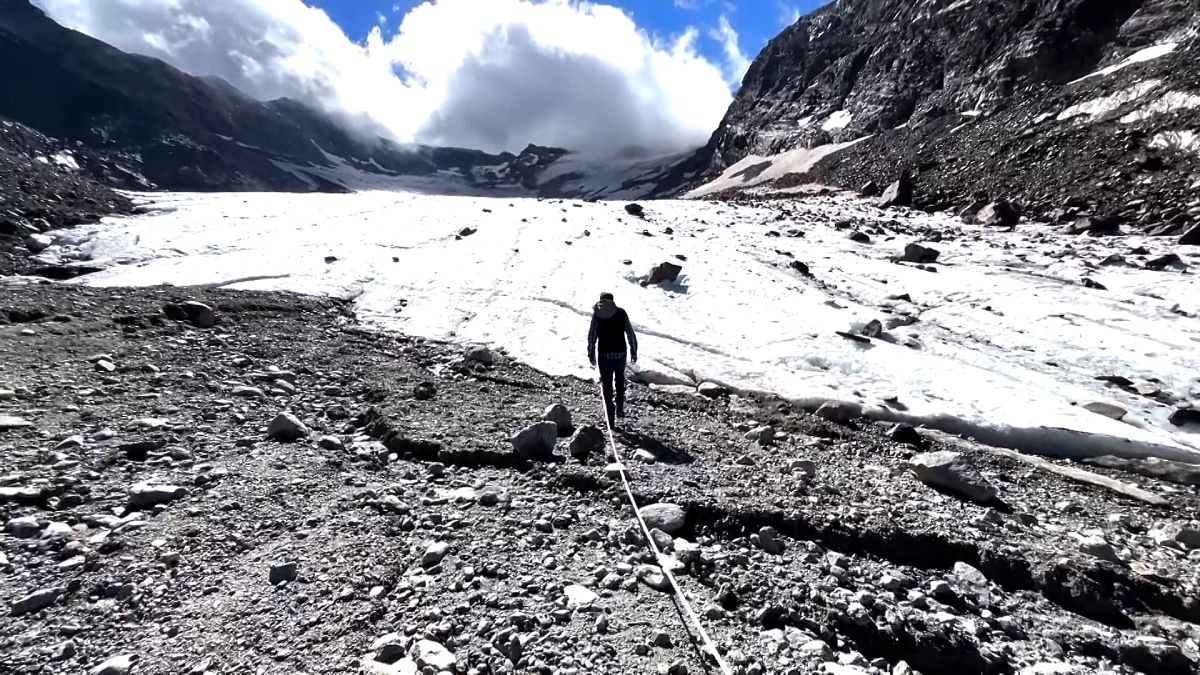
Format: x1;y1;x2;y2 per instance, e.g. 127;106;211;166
594;365;733;675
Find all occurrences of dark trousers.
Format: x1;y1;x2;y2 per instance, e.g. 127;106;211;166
598;354;626;423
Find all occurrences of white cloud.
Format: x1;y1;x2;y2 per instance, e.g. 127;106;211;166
777;2;803;26
710;15;751;87
32;0;734;157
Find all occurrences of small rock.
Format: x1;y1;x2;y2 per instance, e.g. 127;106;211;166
753;526;785;555
568;425;606;461
0;415;33;430
901;242;940;264
877;174;913;208
642;261;683;286
638;503;685;534
624;203;645;218
815;401;858;424
1168;408;1200;427
412;382;436;401
542;403;574;436
317;435;343;450
888;423;923;446
1078;536;1121;564
511;421;558;460
412;640;455;671
179;301;216;328
697;382;727;398
1083;402;1126;420
977;200;1020;228
269;561;298;585
564;584;598;608
745;425;774;445
1179;224;1200;246
89;654;134;675
11;586;64;616
127;482;187;509
907;451;997;503
464;346;495;365
267;412;309;442
860;180;879;197
422;542;449;568
6;516;40;538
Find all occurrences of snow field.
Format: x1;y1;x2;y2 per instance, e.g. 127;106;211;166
41;190;1200;463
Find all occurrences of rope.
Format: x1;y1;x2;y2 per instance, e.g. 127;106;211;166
594;364;733;675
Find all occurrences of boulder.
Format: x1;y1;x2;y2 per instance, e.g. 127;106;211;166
902;243;940;264
642;261;682;286
958;199;989;224
1145;253;1185;271
848;231;871;244
624;203;645;218
907;451;997;503
179;301;216;328
464;346;495;365
877;173;913;208
412;640;455;671
127;482;188;509
568;424;606;460
1063;216;1120;236
11;586;64;616
888;423;923;446
412;382;436;401
976;200;1020;228
1169;408;1200;427
269;561;298;584
815;401;858;424
541;404;574;436
267;412;309;442
511;421;558;460
638;503;685;534
1083;402;1126;420
1180;224;1200;246
89;654;134;675
697;382;728;398
789;260;811;276
23;233;52;253
859;180;879;197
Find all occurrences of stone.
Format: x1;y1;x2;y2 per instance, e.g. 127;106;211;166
888;423;923;446
901;242;940;264
269;561;298;585
542;403;574;436
877;174;913;208
564;584;598;608
745;425;775;445
1180;224;1200;246
266;412;309;442
1063;215;1120;236
89;654;134;675
790;459;816;477
754;526;785;555
639;503;685;534
179;301;216;328
0;415;33;430
976;200;1020;228
697;382;727;398
815;401;857;424
1083;402;1127;420
1145;253;1185;271
231;386;264;398
568;424;606;460
1168;408;1200;427
642;261;683;286
625;203;645;217
412;639;455;670
860;180;879;197
952;562;991;601
511;421;558;460
412;382;436;401
11;586;64;616
317;435;343;450
464;346;495;365
127;482;188;508
635;564;671;592
422;542;449;568
1078;536;1120;564
1150;523;1200;550
907;451;997;503
848;231;871;244
6;516;40;538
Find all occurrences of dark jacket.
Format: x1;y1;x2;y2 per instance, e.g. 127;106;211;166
587;300;637;361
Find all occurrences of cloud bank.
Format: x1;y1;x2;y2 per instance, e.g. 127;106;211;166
33;0;737;156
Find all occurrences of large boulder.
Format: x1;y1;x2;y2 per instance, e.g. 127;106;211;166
877;173;913;208
907;451;997;503
638;503;686;534
569;424;606;461
642;262;682;286
1169;408;1200;427
624;203;645;218
976;200;1020;228
511;421;558;460
1063;216;1120;236
902;243;940;264
1181;224;1200;246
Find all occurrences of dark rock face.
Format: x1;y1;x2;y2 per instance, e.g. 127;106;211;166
678;0;1200;233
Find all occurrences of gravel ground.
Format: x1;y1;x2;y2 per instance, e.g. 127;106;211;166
2;281;1198;675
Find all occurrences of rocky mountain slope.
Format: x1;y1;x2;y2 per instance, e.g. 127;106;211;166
0;0;670;198
681;0;1200;234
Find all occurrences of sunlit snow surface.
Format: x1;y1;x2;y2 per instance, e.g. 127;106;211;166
44;191;1200;462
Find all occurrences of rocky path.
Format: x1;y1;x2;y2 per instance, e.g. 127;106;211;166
2;282;1198;674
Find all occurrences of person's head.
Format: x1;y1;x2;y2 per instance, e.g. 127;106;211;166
599;292;614;302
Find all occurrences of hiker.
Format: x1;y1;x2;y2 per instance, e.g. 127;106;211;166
587;292;638;426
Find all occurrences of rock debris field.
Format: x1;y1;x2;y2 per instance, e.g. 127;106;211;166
2;283;1199;675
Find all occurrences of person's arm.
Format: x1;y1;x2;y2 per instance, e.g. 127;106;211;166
587;315;598;365
624;311;638;362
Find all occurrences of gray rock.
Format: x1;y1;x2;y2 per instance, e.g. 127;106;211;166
639;503;685;534
6;516;40;538
89;654;134;675
815;401;858;424
649;528;675;552
902;242;940;264
1084;402;1127;420
412;382;436;401
231;386;265;398
568;424;606;460
266;412;309;442
422;542;449;568
1169;408;1200;427
1150;523;1200;550
127;482;188;508
1180;224;1200;246
976;200;1020;228
745;425;775;445
642;261;683;286
542;403;574;436
697;382;727;398
317;435;343;450
635;564;672;592
511;421;558;460
464;346;495;365
907;451;997;503
877;174;913;208
0;415;32;430
269;561;298;585
952;562;991;602
180;301;216;328
753;526;785;555
412;639;455;670
11;586;64;616
1078;536;1121;564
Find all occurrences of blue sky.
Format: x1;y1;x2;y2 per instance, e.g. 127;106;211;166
312;0;827;70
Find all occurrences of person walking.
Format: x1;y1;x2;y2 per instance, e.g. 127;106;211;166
587;292;638;426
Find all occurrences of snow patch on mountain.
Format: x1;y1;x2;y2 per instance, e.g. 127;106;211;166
686;137;872;197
